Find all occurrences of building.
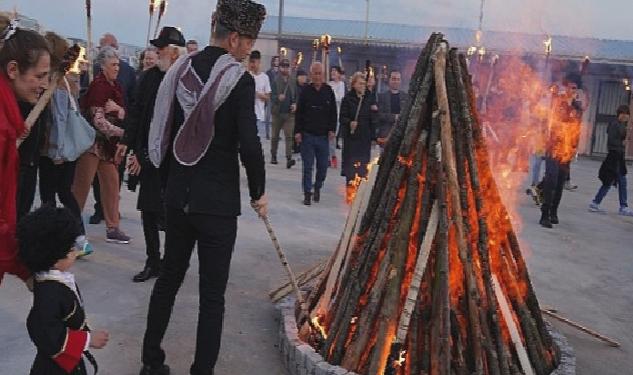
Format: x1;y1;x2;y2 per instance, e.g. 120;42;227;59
256;16;633;159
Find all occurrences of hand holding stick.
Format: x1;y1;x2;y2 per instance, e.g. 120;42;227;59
351;94;365;135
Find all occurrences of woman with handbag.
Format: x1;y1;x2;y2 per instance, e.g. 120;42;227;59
72;46;130;244
38;32;95;256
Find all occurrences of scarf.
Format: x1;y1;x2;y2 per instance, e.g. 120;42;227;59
80;73;124;112
0;73;30;284
148;53;245;167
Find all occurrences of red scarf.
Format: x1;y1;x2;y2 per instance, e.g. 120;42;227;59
0;73;30;284
80;73;124;112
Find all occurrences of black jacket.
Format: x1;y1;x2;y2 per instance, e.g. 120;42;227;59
377;90;410;139
295;83;337;136
164;46;265;216
27;281;91;375
18;101;47;167
123;67;166;212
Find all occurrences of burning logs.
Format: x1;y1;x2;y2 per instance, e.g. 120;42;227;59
302;34;560;375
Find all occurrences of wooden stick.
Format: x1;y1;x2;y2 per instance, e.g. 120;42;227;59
85;0;93;81
541;309;620;347
269;261;326;302
493;275;536;375
18;75;59;147
435;41;485;375
260;215;309;323
350;93;365;135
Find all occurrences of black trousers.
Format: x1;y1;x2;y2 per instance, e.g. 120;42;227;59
17;164;38;221
39;157;85;235
141;210;162;268
540;157;569;216
142;208;237;375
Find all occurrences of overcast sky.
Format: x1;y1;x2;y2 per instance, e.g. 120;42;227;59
12;0;633;46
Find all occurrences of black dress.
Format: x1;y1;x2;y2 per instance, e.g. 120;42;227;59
27;280;91;375
340;90;377;182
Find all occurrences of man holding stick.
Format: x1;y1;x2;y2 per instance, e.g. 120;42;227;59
140;1;267;374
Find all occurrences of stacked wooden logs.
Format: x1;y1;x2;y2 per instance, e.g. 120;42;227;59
302;34;560;375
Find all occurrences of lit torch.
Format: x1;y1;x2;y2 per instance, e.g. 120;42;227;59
154;0;168;39
312;38;320;64
320;34;332;81
337;46;344;72
146;0;156;46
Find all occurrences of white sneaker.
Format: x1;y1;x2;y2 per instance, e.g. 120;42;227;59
619;207;633;217
588;202;606;214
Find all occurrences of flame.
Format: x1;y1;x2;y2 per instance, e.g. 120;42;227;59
312;316;328;339
345;158;379;204
544;35;553;55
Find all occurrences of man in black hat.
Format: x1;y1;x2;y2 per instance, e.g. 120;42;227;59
116;26;187;283
139;1;267;374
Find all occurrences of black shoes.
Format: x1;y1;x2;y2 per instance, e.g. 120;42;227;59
133;265;160;283
139;364;170;375
89;211;104;224
286;158;296;169
271;156;278;165
304;192;312;206
539;212;553;228
550;212;559;225
313;188;320;203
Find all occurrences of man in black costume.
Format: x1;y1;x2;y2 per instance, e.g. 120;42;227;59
117;26;187;283
139;1;267;374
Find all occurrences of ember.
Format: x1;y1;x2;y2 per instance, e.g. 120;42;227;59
302;34;560;375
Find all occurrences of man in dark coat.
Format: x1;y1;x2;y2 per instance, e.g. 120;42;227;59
139;1;267;374
117;27;186;283
377;70;409;146
295;62;338;206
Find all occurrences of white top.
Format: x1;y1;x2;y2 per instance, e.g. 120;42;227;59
252;72;271;121
329;80;346;104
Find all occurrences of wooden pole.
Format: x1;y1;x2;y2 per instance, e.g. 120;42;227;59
434;42;485;374
18;74;60;147
85;0;93;81
541;309;620;347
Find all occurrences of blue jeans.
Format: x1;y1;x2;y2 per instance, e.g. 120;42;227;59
593;174;628;208
530;154;544;186
300;133;330;193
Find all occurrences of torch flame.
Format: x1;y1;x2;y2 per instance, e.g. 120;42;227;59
544;35;552;55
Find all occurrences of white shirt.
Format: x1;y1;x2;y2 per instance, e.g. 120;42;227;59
252;72;271;121
329;80;346;104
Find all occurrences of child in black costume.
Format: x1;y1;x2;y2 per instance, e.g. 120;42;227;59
18;206;109;374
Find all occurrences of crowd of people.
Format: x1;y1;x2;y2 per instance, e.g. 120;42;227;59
0;0;631;374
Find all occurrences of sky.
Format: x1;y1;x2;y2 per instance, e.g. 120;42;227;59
11;0;633;47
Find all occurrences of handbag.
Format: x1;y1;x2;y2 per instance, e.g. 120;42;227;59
52;78;96;162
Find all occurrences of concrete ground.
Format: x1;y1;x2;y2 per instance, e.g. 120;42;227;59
1;147;631;375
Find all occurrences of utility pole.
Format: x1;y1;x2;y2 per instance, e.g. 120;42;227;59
364;0;370;45
278;0;284;40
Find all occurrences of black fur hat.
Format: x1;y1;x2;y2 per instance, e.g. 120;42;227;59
213;0;266;39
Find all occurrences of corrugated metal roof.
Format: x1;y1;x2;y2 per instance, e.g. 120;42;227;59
262;16;633;62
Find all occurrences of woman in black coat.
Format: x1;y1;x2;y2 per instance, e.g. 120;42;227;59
340;72;377;190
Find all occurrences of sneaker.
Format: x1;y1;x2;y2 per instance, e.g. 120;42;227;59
619;207;633;217
564;181;578;191
77;242;94;258
106;228;131;244
588;202;607;214
330;156;338;169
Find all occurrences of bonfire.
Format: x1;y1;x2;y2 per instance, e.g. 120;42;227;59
301;33;561;375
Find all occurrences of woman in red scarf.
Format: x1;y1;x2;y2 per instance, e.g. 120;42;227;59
73;46;130;244
0;20;51;286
